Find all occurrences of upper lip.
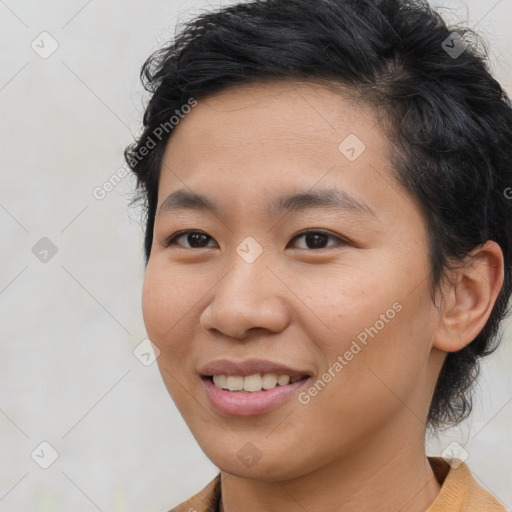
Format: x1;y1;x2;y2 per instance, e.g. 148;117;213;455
199;359;311;378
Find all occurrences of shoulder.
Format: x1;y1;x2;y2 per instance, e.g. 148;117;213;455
167;473;221;512
427;456;507;511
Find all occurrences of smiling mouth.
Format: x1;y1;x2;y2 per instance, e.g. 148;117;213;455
204;374;309;393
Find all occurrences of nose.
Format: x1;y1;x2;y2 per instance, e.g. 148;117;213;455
199;251;290;339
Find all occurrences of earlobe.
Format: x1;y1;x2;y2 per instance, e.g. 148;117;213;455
433;241;504;353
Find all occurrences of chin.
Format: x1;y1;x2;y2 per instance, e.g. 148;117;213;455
200;443;308;482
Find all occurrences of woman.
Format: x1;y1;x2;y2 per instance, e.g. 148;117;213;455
125;0;512;510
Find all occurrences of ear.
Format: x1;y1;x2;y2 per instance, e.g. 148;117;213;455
433;241;504;353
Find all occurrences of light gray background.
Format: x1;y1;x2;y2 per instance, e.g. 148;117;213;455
0;1;511;511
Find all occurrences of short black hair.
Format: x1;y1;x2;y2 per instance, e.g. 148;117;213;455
125;0;512;431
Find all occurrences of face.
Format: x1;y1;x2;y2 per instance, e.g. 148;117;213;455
142;81;444;480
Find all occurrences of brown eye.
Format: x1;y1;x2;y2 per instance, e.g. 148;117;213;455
163;230;217;249
288;230;346;250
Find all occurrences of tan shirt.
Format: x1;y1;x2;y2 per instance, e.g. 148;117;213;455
169;457;508;511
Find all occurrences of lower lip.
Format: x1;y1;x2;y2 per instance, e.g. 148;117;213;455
202;377;310;416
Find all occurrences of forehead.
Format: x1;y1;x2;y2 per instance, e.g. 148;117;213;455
166;80;375;160
156;80;412;225
160;80;387;180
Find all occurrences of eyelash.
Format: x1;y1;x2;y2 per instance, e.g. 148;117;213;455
161;229;347;250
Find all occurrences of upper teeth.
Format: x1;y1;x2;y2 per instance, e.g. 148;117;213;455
212;374;304;392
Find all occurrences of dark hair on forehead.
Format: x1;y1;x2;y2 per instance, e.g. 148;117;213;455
125;0;512;431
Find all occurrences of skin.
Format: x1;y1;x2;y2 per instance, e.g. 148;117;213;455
142;81;504;512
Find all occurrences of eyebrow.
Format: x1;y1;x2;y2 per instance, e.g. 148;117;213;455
157;188;376;217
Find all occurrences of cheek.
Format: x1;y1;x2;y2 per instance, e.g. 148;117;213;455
141;266;170;342
303;260;434;401
142;262;201;406
141;260;199;344
296;262;397;352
